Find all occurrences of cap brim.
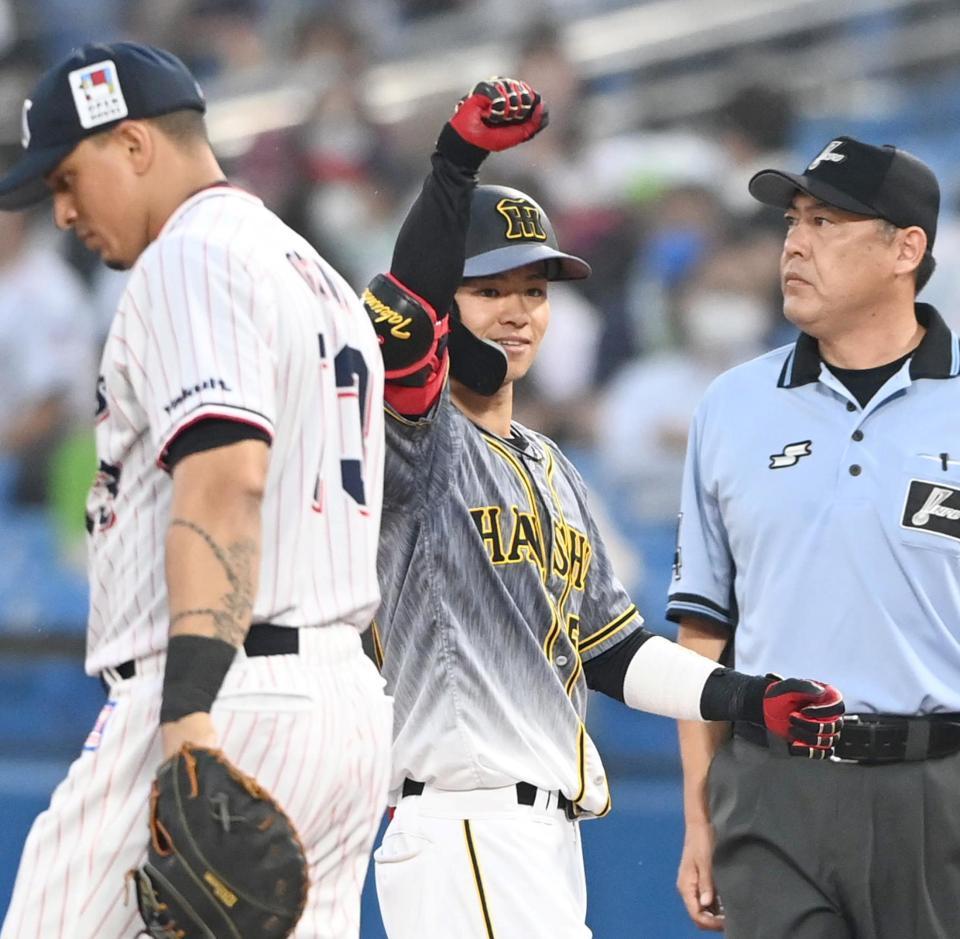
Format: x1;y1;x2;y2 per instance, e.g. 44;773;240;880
748;169;879;218
0;141;77;211
463;244;591;281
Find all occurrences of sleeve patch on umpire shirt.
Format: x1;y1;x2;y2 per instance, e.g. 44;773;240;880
901;479;960;542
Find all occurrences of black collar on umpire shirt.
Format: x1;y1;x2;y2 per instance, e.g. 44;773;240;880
777;302;960;388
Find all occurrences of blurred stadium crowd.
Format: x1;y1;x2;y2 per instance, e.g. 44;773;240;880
2;1;960;932
2;0;959;636
0;0;956;617
0;0;954;635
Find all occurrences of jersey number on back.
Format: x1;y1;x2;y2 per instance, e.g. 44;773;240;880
334;344;370;508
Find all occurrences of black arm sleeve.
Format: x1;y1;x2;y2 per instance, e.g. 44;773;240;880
583;627;654;701
165;419;271;471
700;668;768;724
389;125;487;316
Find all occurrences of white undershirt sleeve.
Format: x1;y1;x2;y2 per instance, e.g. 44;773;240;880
622;634;720;721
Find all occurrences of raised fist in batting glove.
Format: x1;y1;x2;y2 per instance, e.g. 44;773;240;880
449;77;548;151
762;676;844;759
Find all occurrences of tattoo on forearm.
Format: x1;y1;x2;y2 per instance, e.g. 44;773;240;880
169;517;257;647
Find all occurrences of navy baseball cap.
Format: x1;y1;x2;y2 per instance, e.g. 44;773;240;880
749;135;940;248
0;42;206;211
464;185;591;281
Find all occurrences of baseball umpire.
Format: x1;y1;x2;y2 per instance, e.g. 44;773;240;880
362;79;845;938
0;42;391;938
672;136;960;938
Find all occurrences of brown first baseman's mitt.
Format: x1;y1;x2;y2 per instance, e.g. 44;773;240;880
130;744;308;938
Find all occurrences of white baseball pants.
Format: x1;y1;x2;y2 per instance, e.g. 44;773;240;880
375;783;591;939
2;625;392;939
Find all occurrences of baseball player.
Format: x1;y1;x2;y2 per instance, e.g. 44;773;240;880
0;42;390;938
672;136;960;938
361;79;845;938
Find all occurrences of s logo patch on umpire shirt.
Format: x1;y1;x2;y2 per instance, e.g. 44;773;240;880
902;480;960;542
769;441;812;469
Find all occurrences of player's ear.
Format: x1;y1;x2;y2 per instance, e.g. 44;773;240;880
113;120;155;176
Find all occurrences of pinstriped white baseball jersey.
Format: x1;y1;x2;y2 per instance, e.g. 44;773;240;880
376;388;645;817
84;186;384;674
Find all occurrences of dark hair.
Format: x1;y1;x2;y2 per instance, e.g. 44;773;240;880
916;250;936;293
149;109;209;147
876;219;936;294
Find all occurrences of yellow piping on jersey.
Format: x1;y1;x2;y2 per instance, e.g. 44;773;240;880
578;604;639;655
574;724;587;804
384;402;422;427
564;656;582;697
542;450;594;701
572;722;612;818
370;620;384;670
543;451;570;662
542;449;590;689
542;614;563;668
482;437;548;580
463;820;497;939
483;436;563;690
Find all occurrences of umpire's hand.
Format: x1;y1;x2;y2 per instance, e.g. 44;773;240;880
762;677;845;758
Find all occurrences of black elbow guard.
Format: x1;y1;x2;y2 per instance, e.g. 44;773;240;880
362;273;449;380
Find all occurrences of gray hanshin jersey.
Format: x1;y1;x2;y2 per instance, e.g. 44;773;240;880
375;386;644;816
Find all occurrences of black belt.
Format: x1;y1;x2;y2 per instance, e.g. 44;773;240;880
103;622;299;687
735;714;960;763
401;778;576;819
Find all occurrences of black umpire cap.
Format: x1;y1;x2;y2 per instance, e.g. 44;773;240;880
748;135;940;248
0;42;206;211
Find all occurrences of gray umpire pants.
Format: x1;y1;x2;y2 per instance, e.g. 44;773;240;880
708;736;960;939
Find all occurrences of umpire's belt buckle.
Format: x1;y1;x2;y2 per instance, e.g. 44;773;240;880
829;714;861;764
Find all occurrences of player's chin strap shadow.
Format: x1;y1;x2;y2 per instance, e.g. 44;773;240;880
448;300;508;396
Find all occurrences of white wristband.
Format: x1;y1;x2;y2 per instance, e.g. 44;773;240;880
622;635;720;721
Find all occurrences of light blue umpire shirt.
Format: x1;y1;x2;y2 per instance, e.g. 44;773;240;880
667;303;960;714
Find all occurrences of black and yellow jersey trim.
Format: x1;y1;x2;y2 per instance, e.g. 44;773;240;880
571;722;611;818
543;450;571;662
483;436;564;670
463;820;496;939
564;655;583;697
370;620;385;669
578;605;639;655
482;436;548;580
573;724;587;804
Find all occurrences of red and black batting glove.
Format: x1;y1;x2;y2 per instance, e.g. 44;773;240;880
762;676;845;759
448;77;549;152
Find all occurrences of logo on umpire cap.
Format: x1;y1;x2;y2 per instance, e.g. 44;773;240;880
496;197;547;242
807;140;846;172
20;99;31;149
